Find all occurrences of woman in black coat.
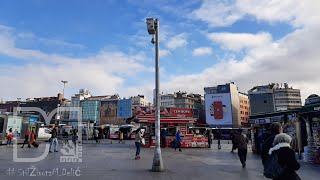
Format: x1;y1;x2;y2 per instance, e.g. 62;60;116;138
269;133;301;180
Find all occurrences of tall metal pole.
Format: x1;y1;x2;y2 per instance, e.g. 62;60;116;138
152;18;164;172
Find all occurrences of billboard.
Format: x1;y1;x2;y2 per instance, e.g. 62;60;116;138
100;101;118;124
205;93;232;126
7;116;23;137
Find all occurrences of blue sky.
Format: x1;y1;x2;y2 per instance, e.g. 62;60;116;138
0;0;319;102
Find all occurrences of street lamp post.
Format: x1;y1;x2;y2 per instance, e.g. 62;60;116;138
61;80;68;98
146;17;164;172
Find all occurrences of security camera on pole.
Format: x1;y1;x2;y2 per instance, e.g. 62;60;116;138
146;17;164;172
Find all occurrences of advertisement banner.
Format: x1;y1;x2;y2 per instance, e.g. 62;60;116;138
100;101;118;124
7;116;23;137
169;108;193;117
205;93;232;126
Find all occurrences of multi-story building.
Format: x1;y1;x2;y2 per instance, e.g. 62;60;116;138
17;93;67;123
69;89;91;120
160;93;175;107
204;82;243;128
239;93;250;125
117;98;132;119
248;83;302;115
131;95;149;108
274;83;302;111
85;94;120;125
81;99;100;124
174;92;201;109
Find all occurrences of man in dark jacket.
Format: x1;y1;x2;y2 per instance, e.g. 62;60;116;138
261;122;282;165
235;129;248;168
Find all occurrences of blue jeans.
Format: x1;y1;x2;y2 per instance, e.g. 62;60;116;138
135;142;140;156
49;138;58;152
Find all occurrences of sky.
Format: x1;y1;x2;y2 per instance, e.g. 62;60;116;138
0;0;320;103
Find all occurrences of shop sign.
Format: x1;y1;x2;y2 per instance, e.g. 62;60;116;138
254;118;271;124
169;108;193;117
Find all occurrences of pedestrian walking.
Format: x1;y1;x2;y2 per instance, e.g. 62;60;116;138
21;128;31;148
161;129;167;148
235;129;248;168
119;131;124;143
264;133;301;180
94;128;100;144
49;127;58;153
216;130;222;149
231;131;237;153
261;122;283;165
72;128;78;145
6;128;13;146
134;129;143;160
29;130;39;148
175;130;182;151
207;130;213;148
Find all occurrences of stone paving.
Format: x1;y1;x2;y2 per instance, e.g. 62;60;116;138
0;140;319;180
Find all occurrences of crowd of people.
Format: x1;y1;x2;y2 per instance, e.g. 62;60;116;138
5;122;301;179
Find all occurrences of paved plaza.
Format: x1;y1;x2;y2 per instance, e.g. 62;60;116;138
0;140;319;180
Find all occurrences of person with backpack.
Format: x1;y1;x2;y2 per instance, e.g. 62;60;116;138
264;133;300;180
6;128;13;146
235;129;248;168
21;127;31;148
261;122;283;165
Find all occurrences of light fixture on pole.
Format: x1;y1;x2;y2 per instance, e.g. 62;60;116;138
61;80;68;98
146;17;164;172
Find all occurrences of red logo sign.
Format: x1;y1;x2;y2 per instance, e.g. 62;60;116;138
169;108;193;117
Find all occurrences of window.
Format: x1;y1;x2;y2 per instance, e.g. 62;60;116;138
0;117;4;133
264;100;267;103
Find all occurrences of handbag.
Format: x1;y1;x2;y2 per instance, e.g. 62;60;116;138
141;138;145;145
263;150;283;178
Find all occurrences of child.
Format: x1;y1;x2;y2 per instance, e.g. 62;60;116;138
6;128;13;146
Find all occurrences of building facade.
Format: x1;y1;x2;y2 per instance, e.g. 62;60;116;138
204;83;241;128
239;93;250;125
131;95;149;108
69;89;91;120
81;100;100;124
160;94;175;107
117;98;132;119
248;83;302;115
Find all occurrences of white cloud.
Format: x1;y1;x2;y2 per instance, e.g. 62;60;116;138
207;32;272;51
191;0;242;27
159;49;170;57
0;26;153;100
165;33;188;50
192;47;213;56
191;0;320;27
158;24;320;102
